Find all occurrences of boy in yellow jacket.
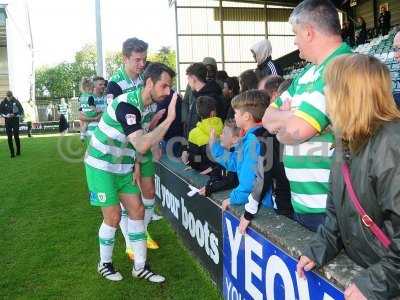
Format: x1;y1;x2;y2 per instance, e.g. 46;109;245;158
181;96;223;173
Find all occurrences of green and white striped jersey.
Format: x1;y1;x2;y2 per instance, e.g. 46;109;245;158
108;66;144;95
272;43;352;214
58;103;68;115
79;93;96;118
94;94;107;112
84;87;156;175
86;94;108;136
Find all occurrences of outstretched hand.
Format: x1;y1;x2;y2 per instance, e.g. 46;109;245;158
166;92;179;122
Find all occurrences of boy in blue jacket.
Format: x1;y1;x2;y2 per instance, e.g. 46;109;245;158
209;90;273;210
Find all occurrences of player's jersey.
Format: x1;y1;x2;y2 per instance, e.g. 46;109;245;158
85;87;156;175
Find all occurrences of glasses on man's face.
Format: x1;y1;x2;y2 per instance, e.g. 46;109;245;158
393;47;400;53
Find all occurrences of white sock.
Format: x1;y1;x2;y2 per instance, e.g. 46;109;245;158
99;222;117;264
119;204;130;249
142;197;155;230
128;218;147;270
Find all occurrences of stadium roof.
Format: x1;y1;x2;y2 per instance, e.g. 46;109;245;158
226;0;300;7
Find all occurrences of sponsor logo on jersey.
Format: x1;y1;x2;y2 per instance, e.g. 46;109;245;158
126;114;136;125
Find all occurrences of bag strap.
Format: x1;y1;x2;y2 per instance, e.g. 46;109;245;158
341;163;392;249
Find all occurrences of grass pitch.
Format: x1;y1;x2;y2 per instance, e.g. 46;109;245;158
0;134;221;299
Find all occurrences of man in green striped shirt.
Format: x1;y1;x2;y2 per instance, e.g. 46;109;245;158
85;63;177;283
261;0;352;232
106;37;147;101
106;37;161;257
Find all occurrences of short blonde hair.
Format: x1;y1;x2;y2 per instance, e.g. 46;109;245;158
231;90;269;122
325;54;400;152
80;77;94;93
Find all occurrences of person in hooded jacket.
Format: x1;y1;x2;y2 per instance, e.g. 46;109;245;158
184;63;226;137
250;39;283;79
297;54;400;300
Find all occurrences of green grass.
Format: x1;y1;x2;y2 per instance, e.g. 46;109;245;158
0;135;221;299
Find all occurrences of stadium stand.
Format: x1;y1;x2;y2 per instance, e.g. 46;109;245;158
284;27;400;95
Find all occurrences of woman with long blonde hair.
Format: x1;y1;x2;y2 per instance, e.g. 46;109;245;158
297;54;400;299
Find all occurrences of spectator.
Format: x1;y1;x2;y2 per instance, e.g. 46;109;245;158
185;63;226;137
210;90;273;211
239;69;258;92
355;16;367;45
78;77;98;141
216;70;228;83
393;31;400;107
251;39;283;79
202;57;222;87
182;58;223;137
262;0;352;231
223;77;240;120
156;89;183;157
0;91;24;157
297;54;400;300
341;21;355;46
199;118;239;197
277;78;292;96
181;96;223;173
259;75;285;102
58;98;69;133
378;5;391;36
46;102;53;121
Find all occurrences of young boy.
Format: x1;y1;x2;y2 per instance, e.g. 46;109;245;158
181;96;223;173
209;90;274;210
78;77;100;140
199;118;239;197
259;75;284;102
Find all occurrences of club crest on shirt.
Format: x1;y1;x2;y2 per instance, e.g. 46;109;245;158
97;192;107;202
125;114;136;125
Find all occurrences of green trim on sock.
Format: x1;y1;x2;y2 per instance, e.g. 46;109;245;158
99;237;115;246
129;232;147;242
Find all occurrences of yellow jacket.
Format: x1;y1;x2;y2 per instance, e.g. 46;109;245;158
188;117;223;147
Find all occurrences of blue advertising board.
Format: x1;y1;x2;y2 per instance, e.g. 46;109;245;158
223;211;344;300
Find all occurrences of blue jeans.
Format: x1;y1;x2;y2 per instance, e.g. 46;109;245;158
293;212;326;232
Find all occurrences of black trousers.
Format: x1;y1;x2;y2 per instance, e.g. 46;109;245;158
27;121;32;137
5;117;20;156
59;114;69;132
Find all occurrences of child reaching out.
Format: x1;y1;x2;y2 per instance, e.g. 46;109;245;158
209;90;273;211
181;96;223;173
199;119;239;197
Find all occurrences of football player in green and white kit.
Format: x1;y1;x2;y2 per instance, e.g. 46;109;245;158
84;76;107;139
106;38;161;258
85;63;176;282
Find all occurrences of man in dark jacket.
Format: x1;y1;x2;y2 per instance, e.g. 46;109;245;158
184;63;226;137
0;91;24;157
